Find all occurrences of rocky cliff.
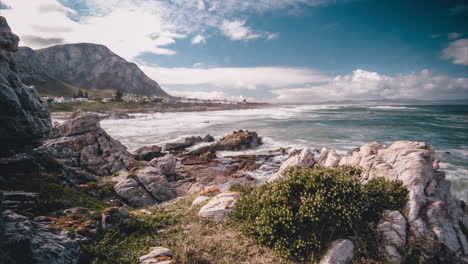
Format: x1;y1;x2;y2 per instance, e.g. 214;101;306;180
0;17;52;151
13;43;170;97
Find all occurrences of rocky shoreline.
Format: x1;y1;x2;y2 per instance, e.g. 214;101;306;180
1;16;467;264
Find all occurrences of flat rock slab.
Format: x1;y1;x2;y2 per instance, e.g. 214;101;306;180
198;192;240;221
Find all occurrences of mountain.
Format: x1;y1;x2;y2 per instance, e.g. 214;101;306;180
13;43;170;97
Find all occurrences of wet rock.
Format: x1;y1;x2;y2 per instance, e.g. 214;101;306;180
268;148;314;182
101;111;134;120
164;134;214;152
41;110;130;176
189;130;262;156
132;145;164;161
0;16;52;151
319;239;354;264
101;207;131;230
181;150;216;165
198;192;240;221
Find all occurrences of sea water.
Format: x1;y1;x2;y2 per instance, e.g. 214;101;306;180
100;104;468;201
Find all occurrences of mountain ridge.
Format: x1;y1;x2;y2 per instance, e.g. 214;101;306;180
13;43;170;97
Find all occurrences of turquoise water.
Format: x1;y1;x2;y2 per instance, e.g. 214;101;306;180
101;104;468;201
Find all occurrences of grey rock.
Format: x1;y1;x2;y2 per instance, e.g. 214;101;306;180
1;210;83;264
268;148;315;182
139;246;173;264
340;141;468;261
114;177;158;207
63;207;92;215
149;154;177;177
0;17;52;150
101;207;131;230
198;192;240;221
164;134;215;151
132;145;164;161
317;148;341;167
14;43;170;96
378;210;406;264
319;239;354;264
41;110;130;176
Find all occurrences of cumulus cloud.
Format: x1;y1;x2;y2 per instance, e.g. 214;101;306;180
272;69;468;102
220;20;260;41
191;34;206;44
4;0;339;60
442;38;468;65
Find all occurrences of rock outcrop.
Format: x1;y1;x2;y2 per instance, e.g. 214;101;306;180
377;210;407;263
14;43;170;97
189;130;262;156
317;148;341;167
114;155;178;207
132;145;164;161
338;141;468;262
0;16;52;150
198;192;240;221
0;210;84;264
41;110;130;176
268;148;315;182
164;134;214;152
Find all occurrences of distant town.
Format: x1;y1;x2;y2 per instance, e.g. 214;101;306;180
40;89;248;105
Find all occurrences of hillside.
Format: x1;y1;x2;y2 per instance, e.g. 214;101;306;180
13;44;170;97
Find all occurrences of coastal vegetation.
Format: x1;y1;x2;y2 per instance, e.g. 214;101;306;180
231;166;408;262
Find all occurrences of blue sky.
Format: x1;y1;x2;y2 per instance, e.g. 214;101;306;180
3;0;468;101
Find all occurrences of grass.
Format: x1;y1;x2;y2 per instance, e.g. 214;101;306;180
81;196;294;264
0;171;107;216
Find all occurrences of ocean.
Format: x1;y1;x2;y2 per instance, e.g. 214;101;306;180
100;104;468;201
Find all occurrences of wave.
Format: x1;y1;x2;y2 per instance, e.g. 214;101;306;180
368;106;416;110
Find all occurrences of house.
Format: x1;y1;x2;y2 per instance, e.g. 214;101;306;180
101;98;112;103
75;98;89;102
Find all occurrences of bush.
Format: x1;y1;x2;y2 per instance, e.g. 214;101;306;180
232;166;408;261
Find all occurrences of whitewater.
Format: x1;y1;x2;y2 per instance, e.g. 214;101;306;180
101;104;468;201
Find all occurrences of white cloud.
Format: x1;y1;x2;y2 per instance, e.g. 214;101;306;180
272;69;468;102
220;20;260;41
140;65;330;90
191;34;206;44
448;32;462;39
267;33;279;40
3;0;178;59
442;38;468;65
5;0;330;59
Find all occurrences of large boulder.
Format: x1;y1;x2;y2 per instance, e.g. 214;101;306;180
41;110;130;176
0;16;52;151
198;192;240;221
340;141;468;262
114;161;178;207
268;148;315;182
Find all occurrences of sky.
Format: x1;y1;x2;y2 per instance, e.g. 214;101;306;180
2;0;468;102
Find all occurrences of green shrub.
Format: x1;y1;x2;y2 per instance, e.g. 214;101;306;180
232;166;408;261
